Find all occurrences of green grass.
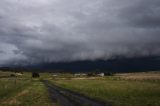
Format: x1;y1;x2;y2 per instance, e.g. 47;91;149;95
0;78;30;100
0;79;56;106
0;71;57;106
1;71;160;106
12;79;56;106
51;77;160;106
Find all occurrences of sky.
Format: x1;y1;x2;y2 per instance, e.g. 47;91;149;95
0;0;160;65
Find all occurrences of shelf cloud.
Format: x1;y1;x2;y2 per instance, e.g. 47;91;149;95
0;0;160;65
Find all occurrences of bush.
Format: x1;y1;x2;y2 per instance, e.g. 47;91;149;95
32;72;40;78
10;74;16;77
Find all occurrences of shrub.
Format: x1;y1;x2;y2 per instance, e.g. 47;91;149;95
10;74;16;77
32;72;40;78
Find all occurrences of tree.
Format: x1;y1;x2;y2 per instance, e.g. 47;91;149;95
32;72;40;78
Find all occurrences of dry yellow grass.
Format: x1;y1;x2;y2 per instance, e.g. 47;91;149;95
115;71;160;80
1;89;29;105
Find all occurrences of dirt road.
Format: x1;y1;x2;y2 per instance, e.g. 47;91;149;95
42;80;109;106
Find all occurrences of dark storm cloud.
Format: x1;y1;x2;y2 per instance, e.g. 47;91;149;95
0;0;160;65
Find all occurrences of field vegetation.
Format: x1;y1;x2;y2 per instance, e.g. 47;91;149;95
51;72;160;106
0;71;160;106
0;71;55;106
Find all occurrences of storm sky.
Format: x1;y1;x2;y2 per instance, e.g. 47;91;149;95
0;0;160;65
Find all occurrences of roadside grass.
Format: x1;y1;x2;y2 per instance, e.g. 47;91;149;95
0;71;58;106
0;78;30;100
0;79;57;106
51;77;160;106
12;79;56;106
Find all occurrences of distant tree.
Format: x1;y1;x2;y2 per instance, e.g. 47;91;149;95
32;72;40;78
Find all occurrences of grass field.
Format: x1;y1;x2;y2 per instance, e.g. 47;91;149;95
0;71;160;106
51;72;160;106
0;71;55;106
0;78;30;100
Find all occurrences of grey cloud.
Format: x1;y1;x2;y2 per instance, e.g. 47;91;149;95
121;0;160;28
0;50;5;54
0;0;160;65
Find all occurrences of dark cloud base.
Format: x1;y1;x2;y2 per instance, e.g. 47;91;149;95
10;56;158;73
